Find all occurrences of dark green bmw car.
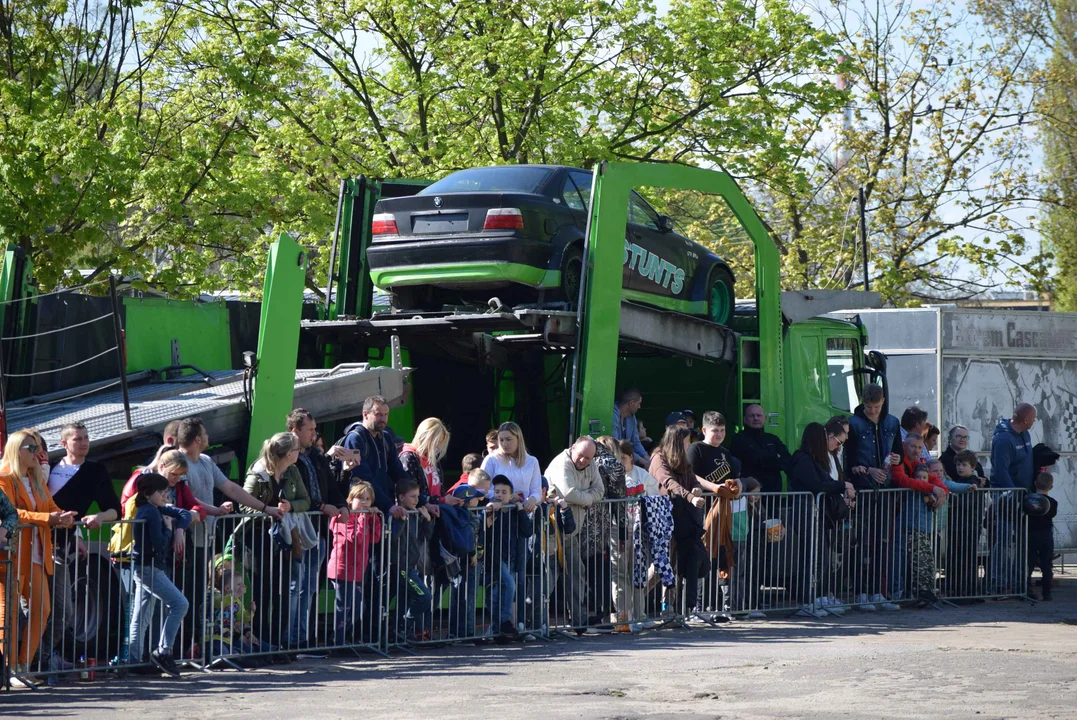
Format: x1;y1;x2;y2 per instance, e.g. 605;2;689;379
366;165;736;325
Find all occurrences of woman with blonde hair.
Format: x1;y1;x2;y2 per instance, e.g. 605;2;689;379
242;432;314;649
0;429;77;678
400;418;463;514
480;421;542;513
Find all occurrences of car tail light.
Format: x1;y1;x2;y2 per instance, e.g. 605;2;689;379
483;208;524;230
372;213;398;235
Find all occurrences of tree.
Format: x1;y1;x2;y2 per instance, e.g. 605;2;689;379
159;0;846;297
725;0;1051;305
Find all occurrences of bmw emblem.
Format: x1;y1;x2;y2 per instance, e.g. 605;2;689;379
433;197;442;208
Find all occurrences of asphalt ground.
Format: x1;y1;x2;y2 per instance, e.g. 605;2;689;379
4;577;1076;719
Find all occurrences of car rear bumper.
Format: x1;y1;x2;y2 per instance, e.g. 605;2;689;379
367;237;558;289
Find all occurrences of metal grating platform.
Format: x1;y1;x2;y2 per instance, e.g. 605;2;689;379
9;364;409;457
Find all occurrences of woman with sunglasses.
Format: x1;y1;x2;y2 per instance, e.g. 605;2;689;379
0;429;77;682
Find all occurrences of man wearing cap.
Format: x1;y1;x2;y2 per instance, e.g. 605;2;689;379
681;409;703;443
665;411;689;429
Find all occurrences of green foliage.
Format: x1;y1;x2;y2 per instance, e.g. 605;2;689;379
0;0;845;297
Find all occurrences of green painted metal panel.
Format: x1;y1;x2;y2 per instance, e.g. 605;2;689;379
246;233;307;468
370;262;558;290
122;297;232;373
576;163;784;440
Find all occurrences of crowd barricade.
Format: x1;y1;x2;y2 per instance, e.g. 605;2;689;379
696;491;817;618
545;496;671;635
813;488;934;610
385;502;548;648
2;537;15;689
939;488;1028;601
813;487;1030;610
203;508;387;668
0;487;1042;685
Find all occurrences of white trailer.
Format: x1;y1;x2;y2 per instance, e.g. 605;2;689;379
837;307;1077;551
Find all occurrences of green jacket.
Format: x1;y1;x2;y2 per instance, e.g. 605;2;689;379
242;462;310;514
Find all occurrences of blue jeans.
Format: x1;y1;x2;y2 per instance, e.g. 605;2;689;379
331;580;363;645
989;494;1018;594
120;565;161;663
491;560;516;624
130;566;189;656
449;563;478;639
289;538;327;646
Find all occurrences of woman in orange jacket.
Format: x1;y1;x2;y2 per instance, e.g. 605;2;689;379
0;429;77;673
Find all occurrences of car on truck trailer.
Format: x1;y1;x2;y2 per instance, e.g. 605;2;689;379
366;165;738;325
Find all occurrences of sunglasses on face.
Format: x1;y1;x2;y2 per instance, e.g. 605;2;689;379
22;444;40;454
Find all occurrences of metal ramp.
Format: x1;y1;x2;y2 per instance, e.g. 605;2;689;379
10;364;409;459
302;301;738;364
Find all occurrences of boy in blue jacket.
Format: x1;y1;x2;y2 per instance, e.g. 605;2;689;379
485;475;534;640
129;473;192;677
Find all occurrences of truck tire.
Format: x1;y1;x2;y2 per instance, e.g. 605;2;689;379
559;244;584;306
706;267;736;326
390;286;427;312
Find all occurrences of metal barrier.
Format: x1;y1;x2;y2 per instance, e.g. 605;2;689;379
813;487;1029;611
0;487;1038;687
385;502;548;648
546;496;667;634
1;535;15;690
203;509;387;668
697;491;817;619
939;488;1028;601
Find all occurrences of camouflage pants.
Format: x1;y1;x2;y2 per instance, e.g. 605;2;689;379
907;530;937;596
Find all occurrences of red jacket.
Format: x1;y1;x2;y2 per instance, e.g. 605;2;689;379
327;511;383;582
890;456;949;496
122;470;208;521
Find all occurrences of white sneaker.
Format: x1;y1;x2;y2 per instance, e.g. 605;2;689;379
642;620;659;630
747;611;767;619
879;602;901;611
628;622;643;633
589;625;614;634
855;593;878;611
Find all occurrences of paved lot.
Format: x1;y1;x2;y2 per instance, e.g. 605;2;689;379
5;579;1077;719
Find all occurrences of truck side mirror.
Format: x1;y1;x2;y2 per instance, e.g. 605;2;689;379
657;215;674;233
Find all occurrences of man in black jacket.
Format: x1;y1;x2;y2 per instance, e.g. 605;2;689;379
288;408;352;648
48;422;122;670
729;404;791;494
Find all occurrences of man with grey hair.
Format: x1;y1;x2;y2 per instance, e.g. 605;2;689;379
613;389;649;467
545;437;605;633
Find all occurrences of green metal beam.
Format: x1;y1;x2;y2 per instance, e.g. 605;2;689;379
573;162;785;440
246;233;307;468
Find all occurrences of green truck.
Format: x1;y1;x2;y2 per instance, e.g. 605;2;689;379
304;162;887;464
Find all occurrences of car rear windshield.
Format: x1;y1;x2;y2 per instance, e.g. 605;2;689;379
419;167;552;195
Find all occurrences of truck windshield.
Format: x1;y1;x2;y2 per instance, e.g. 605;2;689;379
419;167;553;195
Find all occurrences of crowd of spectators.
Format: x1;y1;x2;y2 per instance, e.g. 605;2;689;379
0;384;1059;683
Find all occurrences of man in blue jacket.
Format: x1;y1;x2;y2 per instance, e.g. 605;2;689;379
843;383;901;612
612;388;650;467
988;403;1037;595
990;404;1037;490
343;395;409;520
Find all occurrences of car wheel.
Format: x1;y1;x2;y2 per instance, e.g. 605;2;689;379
706;267;735;325
560;245;584;305
390;286;428;312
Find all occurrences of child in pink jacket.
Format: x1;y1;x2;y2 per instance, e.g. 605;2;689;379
328;482;382;645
